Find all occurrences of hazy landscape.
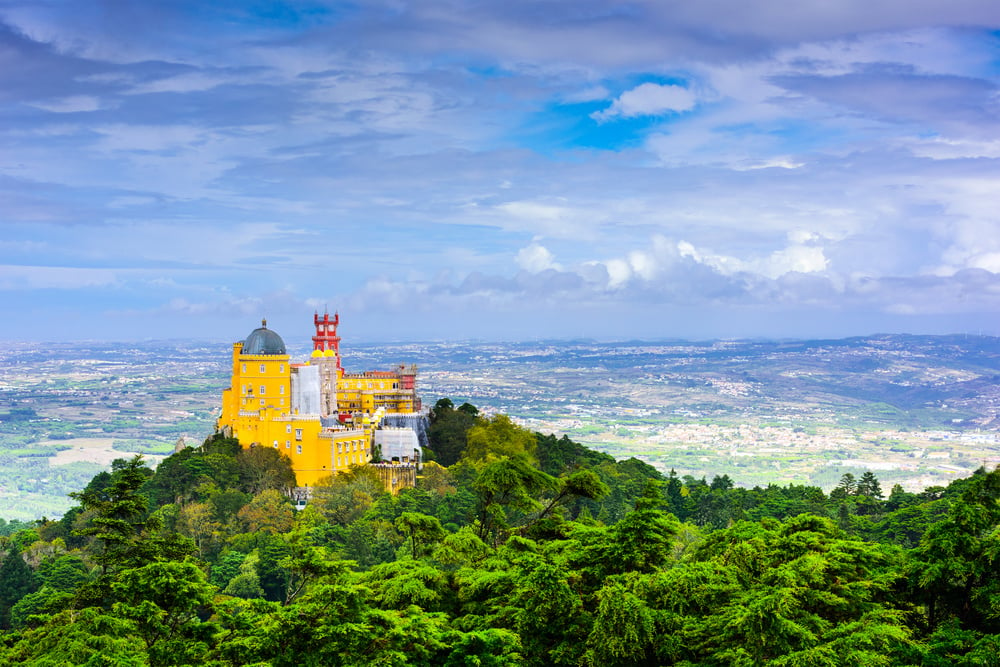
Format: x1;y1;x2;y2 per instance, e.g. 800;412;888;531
1;334;997;521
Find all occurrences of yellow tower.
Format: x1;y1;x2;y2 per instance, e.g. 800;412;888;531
219;320;290;431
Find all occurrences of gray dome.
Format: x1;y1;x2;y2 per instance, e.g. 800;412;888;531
242;321;286;355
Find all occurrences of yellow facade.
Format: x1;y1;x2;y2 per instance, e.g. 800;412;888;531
216;319;420;488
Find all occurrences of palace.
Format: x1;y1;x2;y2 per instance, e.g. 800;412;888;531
216;313;424;491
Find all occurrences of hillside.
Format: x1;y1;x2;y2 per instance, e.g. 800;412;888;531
0;418;997;665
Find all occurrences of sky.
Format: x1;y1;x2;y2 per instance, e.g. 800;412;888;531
1;1;1000;344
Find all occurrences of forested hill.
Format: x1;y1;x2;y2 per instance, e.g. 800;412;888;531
0;399;998;665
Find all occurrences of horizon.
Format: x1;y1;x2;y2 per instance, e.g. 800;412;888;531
3;329;998;349
2;2;999;341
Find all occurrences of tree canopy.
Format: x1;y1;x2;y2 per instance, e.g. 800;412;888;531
0;404;997;666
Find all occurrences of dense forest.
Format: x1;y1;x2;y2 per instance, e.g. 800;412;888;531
0;397;997;665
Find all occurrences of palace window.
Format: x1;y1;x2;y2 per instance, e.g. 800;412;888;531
241;364;246;373
295;429;302;441
285;441;290;448
259;385;266;395
286;424;291;433
279;364;284;373
297;445;303;454
260;364;266;373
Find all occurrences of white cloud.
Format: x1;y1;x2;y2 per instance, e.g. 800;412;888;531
490;200;603;239
788;229;818;244
125;72;232;95
516;243;560;272
592;82;697;122
675;238;829;280
903;137;1000;160
562;85;611;103
0;265;118;290
107;196;159;209
627;249;658;281
93;124;207;153
29;95;107;113
761;245;829;278
604;258;632;288
969;252;1000;273
597;248;664;288
497;201;566;220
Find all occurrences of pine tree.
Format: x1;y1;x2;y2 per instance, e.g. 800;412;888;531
830;472;857;504
857;471;883;499
70;456;151;573
0;544;39;628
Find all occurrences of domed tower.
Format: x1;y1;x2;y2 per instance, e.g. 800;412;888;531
243;320;287;355
218;319;292;435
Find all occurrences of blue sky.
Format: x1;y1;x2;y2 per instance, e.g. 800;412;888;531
1;1;999;343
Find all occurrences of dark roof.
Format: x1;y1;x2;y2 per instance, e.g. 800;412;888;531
242;321;286;355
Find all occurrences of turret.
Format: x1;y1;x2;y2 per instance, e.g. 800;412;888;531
312;311;343;373
312;311;342;416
